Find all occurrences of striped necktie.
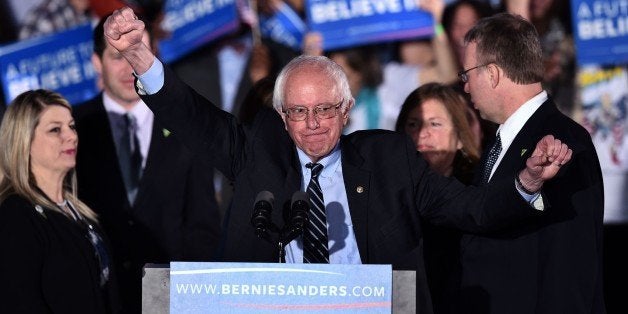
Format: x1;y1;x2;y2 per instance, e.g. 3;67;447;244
483;132;502;183
304;163;329;263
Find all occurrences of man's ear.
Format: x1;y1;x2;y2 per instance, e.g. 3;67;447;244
91;53;102;74
343;99;354;117
276;108;289;130
342;99;354;126
488;64;500;88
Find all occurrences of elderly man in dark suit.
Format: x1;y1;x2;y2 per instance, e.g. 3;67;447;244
103;8;573;313
74;16;222;313
457;13;605;314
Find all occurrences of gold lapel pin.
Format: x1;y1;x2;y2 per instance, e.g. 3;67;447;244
162;128;171;138
520;148;527;156
356;186;364;193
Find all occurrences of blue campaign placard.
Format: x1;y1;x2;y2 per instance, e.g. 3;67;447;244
305;0;434;50
159;0;240;63
260;2;307;51
0;23;98;105
170;262;392;313
571;0;628;66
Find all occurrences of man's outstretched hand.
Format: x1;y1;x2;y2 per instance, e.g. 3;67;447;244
519;135;573;193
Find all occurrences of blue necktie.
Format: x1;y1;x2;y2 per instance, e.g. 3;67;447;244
109;112;142;203
304;163;329;263
483;132;502;183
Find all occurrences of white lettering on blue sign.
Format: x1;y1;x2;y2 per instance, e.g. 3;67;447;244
577;1;628;40
162;0;236;32
310;0;418;24
3;44;91;99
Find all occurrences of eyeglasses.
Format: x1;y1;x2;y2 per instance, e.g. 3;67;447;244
282;101;344;122
458;63;490;83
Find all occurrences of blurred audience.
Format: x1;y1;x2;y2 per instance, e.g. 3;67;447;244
0;89;119;313
330;47;384;133
442;0;494;70
19;0;93;40
505;0;576;114
379;0;459;130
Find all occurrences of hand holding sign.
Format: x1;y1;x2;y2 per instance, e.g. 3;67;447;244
419;0;445;24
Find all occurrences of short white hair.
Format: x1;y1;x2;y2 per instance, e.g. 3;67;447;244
273;55;354;112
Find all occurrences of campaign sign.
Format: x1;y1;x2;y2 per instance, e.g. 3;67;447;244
305;0;434;50
0;24;97;105
261;2;307;51
170;262;392;313
159;0;240;63
571;0;628;66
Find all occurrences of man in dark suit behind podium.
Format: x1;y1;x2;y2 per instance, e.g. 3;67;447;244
457;13;605;313
104;8;573;313
74;17;221;313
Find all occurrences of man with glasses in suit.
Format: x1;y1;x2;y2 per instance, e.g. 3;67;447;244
103;8;574;313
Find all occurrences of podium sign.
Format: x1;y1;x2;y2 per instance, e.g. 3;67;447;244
170;262;392;313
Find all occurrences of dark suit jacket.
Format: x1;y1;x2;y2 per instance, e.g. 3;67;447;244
0;194;119;313
140;67;547;313
74;95;222;313
459;99;605;314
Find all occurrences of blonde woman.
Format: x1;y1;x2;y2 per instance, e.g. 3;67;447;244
0;90;119;313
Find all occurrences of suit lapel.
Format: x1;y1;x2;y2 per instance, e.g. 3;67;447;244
492;100;556;180
340;138;370;263
133;121;169;208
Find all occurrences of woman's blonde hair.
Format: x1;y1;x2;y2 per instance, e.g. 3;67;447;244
0;89;98;222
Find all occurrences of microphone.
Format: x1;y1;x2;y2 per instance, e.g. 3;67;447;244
251;191;274;238
284;191;309;242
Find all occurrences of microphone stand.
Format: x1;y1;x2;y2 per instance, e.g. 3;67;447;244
277;227;303;263
277;216;307;262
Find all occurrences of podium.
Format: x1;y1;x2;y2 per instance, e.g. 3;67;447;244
142;264;416;313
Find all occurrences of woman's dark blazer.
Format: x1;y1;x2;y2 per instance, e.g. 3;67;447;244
0;194;119;313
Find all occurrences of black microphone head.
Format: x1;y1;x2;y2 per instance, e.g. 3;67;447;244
255;190;275;205
290;191;310;231
251;191;274;238
291;191;309;205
